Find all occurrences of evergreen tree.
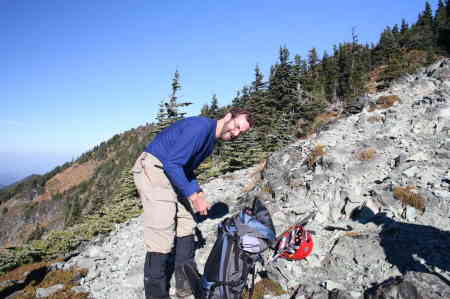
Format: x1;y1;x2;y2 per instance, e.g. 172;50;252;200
155;70;192;132
231;90;244;107
252;64;265;92
303;48;323;96
200;104;210;116
269;46;298;112
322;50;338;102
399;19;411;48
436;0;450;54
410;2;435;50
209;94;219;118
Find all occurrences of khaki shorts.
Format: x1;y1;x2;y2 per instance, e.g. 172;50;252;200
132;152;196;253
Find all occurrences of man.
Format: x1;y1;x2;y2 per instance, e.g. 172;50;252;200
132;107;253;299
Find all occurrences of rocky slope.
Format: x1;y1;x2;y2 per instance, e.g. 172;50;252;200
39;59;450;298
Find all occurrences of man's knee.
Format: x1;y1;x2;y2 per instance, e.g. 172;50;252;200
175;235;195;265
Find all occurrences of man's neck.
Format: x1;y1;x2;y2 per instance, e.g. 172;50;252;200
216;118;225;138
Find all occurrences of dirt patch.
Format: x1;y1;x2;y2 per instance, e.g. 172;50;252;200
38;160;99;201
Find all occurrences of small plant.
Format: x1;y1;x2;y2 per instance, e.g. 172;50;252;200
307;144;326;169
376;95;400;108
393;186;426;212
309;112;339;135
51;192;63;201
23;201;38;220
288;177;304;189
369;95;401;111
261;183;275;198
242;278;286;299
355;148;377;161
0;259;89;299
367;115;384;123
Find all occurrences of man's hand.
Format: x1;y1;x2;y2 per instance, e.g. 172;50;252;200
188;192;211;216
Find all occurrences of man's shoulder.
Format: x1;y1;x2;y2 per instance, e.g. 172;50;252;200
182;116;215;129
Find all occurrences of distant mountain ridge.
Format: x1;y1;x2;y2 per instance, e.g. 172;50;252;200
0;173;23;188
0;123;156;249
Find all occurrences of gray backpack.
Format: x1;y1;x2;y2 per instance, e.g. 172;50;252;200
199;199;276;299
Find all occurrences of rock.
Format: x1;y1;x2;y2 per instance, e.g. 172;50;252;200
364;272;450;299
4;290;25;299
71;286;87;294
320;280;345;291
49;262;65;271
402;166;418;177
35;284;64;298
406;152;428;162
86;246;105;259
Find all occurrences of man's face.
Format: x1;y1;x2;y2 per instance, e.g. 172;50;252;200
219;114;251;141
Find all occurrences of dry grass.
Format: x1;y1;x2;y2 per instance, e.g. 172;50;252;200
368;95;401;111
243;278;286;299
367;115;384;123
261;183;274;196
376;95;400;108
344;231;362;238
308;112;339;136
0;259;89;299
355;148;377;161
20;268;88;299
0;261;53;283
307;144;326;169
38;160;99;201
393;186;426;212
288;178;305;189
366;65;388;93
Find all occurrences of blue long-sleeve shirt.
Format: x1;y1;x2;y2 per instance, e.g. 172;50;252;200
145;116;217;199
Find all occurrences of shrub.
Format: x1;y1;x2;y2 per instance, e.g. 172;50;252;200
376;95;400;108
307;144;326;169
23;202;38;220
309;112;339;135
393;186;426;212
367;115;384;123
51;192;63;201
243;279;285;299
369;95;401;112
355;148;377;161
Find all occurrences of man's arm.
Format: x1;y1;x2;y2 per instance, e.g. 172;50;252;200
162;125;210;214
162;125;203;199
187;192;210;216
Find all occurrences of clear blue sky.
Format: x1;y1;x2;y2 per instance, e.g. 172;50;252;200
1;0;437;184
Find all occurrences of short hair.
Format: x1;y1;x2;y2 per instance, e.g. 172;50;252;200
228;107;255;128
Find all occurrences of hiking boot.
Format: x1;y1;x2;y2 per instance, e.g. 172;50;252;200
174;265;193;298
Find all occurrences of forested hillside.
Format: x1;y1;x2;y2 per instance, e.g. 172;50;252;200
0;0;449;278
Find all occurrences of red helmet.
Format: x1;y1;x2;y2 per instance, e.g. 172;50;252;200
276;225;314;260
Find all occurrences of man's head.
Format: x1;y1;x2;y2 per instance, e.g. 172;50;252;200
217;107;254;141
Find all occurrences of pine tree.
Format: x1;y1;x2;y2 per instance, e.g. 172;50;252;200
209;94;219;118
436;0;450;54
322;50;338;102
399;19;411;48
303;48;322;96
269;46;298;111
411;2;435;50
200;104;210;116
231;90;244;107
252;64;265;92
155;70;192;132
